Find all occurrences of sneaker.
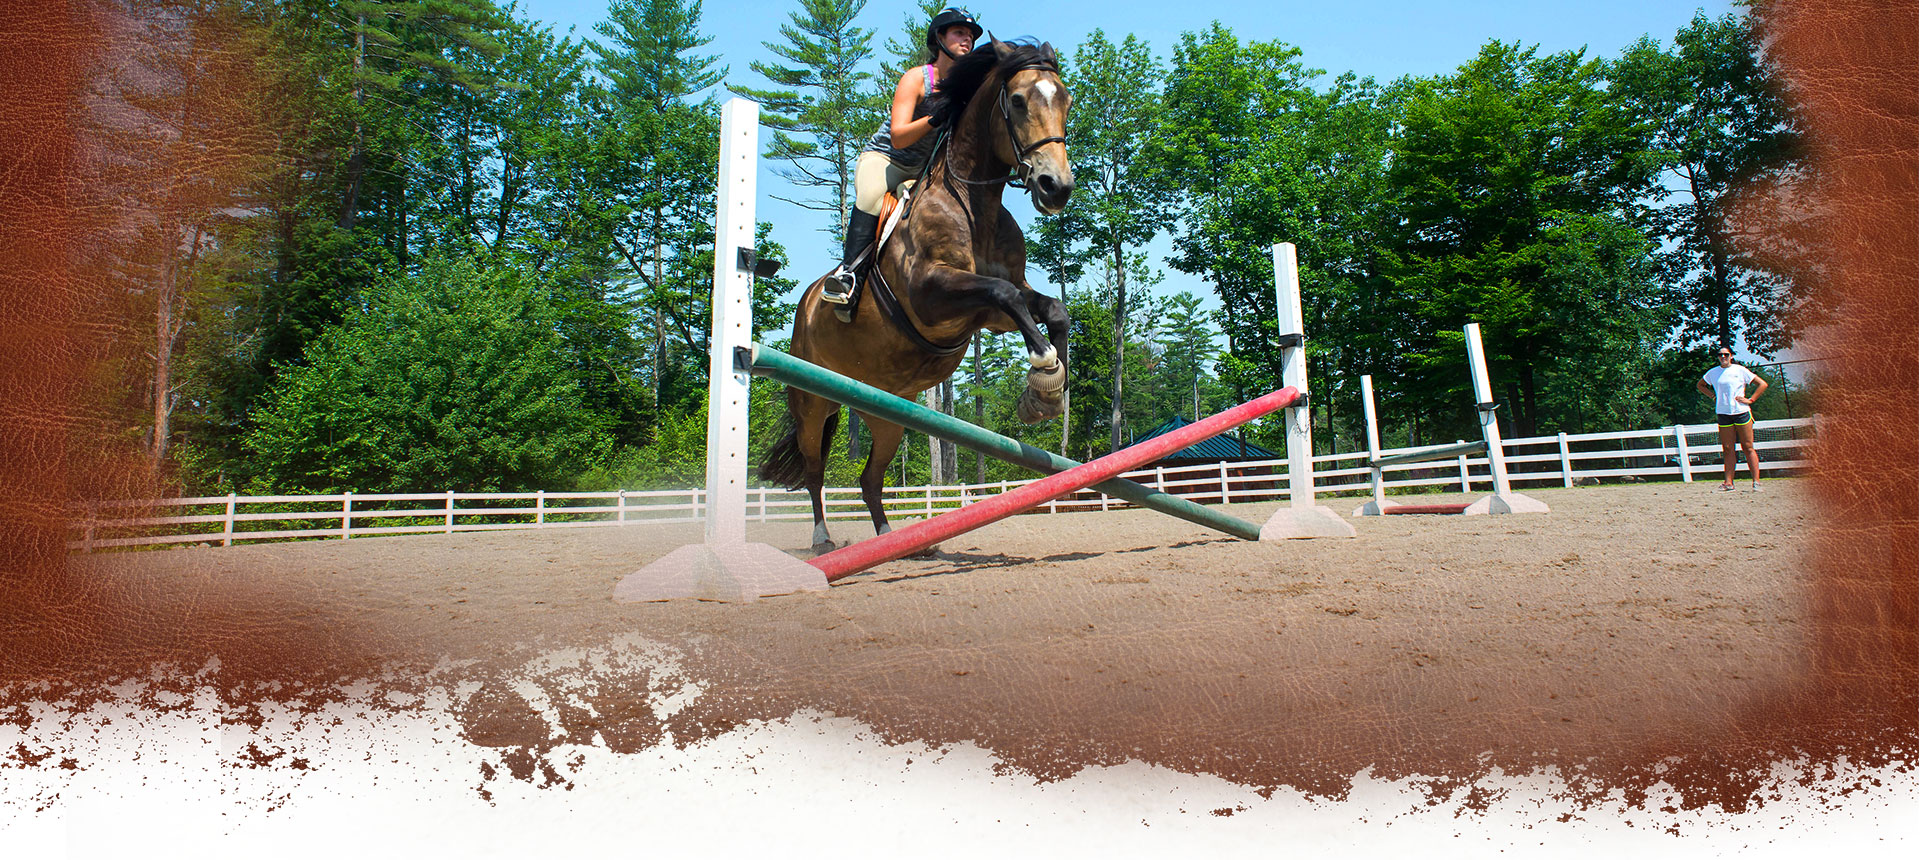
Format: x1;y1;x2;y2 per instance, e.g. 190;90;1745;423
1748;483;1762;492
1715;484;1736;492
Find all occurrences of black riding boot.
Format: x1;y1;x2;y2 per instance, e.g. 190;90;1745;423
826;208;880;321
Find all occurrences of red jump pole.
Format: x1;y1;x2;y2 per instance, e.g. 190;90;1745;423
811;386;1301;582
1382;503;1473;515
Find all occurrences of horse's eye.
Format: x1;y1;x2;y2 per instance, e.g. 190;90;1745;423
1009;93;1026;112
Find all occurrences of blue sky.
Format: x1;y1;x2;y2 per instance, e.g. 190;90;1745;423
513;0;1741;337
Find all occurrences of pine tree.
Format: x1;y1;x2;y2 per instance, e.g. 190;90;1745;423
731;0;885;247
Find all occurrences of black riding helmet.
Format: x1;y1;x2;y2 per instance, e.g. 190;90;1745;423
926;8;983;61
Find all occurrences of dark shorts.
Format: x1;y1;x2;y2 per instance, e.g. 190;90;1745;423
1717;412;1753;428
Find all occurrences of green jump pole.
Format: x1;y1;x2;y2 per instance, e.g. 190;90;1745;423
744;344;1264;542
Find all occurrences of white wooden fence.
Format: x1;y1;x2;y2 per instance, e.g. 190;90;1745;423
71;417;1816;551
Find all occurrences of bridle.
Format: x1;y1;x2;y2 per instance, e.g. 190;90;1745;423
944;61;1066;191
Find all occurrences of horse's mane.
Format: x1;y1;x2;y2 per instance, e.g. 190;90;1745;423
926;39;1059;130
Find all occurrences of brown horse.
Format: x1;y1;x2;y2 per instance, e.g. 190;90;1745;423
760;39;1076;551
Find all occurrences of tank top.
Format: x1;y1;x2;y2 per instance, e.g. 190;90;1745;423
864;64;939;170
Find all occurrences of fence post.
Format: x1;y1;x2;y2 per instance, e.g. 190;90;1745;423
1557;432;1573;487
536;490;546;527
1219;462;1231;504
1155;466;1166;496
342;491;353;539
1673;425;1693;482
925;484;933;517
757;488;768;522
446;490;456;533
1457;441;1471;492
222;493;236;547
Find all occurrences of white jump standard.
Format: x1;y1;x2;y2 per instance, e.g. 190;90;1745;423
1352;322;1549;517
1259;243;1355;539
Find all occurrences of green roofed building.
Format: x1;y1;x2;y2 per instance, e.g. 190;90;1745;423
1132;416;1280;467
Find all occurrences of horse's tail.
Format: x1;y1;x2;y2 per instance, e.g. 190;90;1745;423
758;406;838;491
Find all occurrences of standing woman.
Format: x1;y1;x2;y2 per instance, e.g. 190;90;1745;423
824;8;982;318
1697;347;1770;491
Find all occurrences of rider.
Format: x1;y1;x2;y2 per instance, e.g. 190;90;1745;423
824;7;982;310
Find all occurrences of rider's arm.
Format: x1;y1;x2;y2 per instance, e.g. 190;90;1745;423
889;67;936;148
1738;373;1768;405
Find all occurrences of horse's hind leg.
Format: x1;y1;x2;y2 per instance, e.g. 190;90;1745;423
793;391;838;552
858;415;904;536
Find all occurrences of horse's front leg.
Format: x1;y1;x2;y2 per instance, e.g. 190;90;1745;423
922;268;1068;423
1017;290;1071;423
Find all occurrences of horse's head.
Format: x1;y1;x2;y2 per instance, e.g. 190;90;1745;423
988;39;1075;214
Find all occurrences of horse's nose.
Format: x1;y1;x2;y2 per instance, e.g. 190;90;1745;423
1036;171;1073;199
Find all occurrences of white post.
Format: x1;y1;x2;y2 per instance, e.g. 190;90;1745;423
1673;425;1693;482
342;491;353;539
1557;432;1573;487
1462;323;1547;515
614;99;829;601
1260;242;1354;538
446;490;456;533
1219;462;1231;504
617;490;627;524
703;98;759;545
536;489;546;527
222;493;236;547
1276;243;1312;509
1352;374;1394;516
1457;441;1471;492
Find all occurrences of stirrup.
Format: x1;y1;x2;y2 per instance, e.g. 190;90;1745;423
824;268;858;323
822;268;855;305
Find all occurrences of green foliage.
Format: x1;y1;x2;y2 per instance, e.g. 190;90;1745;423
591;0;725;110
243;254;611;493
1610;12;1809;355
1382;41;1666;439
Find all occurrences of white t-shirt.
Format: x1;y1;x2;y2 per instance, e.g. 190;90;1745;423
1703;364;1758;414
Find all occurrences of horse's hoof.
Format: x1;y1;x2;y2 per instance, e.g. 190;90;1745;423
1016;388;1065;424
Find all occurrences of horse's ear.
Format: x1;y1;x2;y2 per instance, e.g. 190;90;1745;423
987;31;1005;56
1040;41;1055;61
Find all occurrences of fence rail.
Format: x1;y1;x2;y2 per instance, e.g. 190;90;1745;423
71;417;1816;551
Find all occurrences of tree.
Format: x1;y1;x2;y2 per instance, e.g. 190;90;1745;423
591;0;724;112
1612;11;1807;355
1057;30;1166;453
877;0;946;82
1383;42;1666;439
1155;25;1396;452
731;0;883;248
243;255;611;493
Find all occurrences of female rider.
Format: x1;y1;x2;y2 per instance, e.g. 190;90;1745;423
824;8;983;313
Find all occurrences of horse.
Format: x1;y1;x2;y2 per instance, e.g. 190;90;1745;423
760;38;1077;552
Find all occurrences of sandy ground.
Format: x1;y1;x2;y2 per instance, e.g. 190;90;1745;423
59;480;1833;804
